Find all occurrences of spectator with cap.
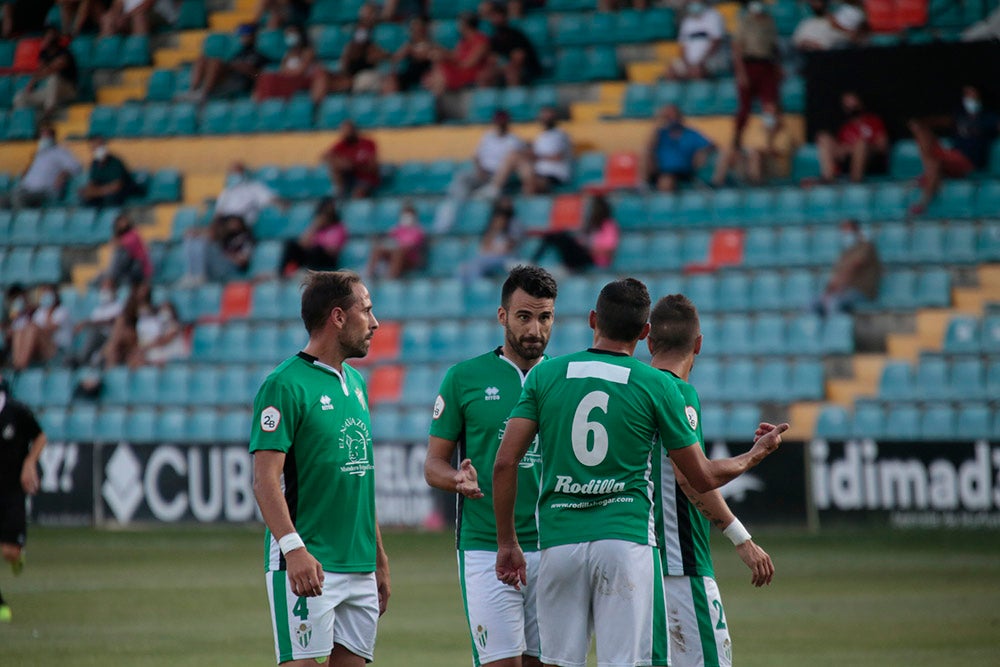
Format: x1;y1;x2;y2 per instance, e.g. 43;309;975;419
4;125;81;209
322;120;381;199
481;1;542;87
433;109;524;230
812;219;881;316
792;3;864;51
815;91;888;183
13;26;78;118
79;136;138;207
181;23;267;102
477;107;572;198
665;0;727;81
644;104;716;192
908;85;1000;216
731;0;781;149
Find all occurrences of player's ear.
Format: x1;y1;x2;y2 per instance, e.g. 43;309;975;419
588;310;597;331
694;334;703;356
637;322;650;341
497;306;507;326
329;305;345;328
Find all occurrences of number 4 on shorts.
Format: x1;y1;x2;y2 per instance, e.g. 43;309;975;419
293;596;309;621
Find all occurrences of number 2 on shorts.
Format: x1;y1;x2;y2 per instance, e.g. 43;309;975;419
712;599;727;630
572;391;610;466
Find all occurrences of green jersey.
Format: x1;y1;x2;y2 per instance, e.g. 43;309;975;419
429;348;542;552
508;349;699;550
250;352;376;574
654;372;713;577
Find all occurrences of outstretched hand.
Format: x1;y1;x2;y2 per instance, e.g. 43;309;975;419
454;458;484;499
750;422;789;460
735;540;774;587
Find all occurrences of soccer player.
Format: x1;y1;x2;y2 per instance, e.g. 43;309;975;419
250;271;390;667
0;376;47;623
647;294;775;667
424;265;558;667
494;278;787;667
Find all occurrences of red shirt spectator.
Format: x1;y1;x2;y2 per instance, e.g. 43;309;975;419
838;113;887;147
323;120;380;198
816;92;889;183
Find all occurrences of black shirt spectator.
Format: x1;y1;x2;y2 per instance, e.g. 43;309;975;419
484;1;541;86
40;40;78;87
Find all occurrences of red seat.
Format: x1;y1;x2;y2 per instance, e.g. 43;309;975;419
896;0;928;28
602;152;640;191
549;194;585;231
220;281;253;320
684;229;745;273
864;0;897;31
368;365;403;405
11;39;41;73
352;321;401;366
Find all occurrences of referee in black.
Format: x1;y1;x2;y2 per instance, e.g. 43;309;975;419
0;376;47;623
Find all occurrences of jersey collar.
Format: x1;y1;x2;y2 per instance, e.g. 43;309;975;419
587;347;630;357
493;346;545;385
297;351;350;396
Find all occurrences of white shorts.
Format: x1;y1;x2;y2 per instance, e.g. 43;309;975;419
458;549;541;666
538;540;665;667
662;576;732;667
265;570;379;664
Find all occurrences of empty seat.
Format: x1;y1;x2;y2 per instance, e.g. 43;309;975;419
815;405;850;440
955;404;991;441
125;407;158;443
879;361;914;401
851;402;885;440
943;315;980;354
885;404;920;441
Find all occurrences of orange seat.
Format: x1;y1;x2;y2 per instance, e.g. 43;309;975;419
220;281;253;320
368;365;403;405
896;0;928;28
684;229;745;273
602;152;640;191
353;321;401;366
11;39;41;73
864;0;897;31
549;194;585;231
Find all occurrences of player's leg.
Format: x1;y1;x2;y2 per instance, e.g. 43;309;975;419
264;569;339;665
521;550;542;667
536;544;592;667
590;540;656;667
1;492;27;575
664;575;732;667
458;550;533;667
328;572;378;667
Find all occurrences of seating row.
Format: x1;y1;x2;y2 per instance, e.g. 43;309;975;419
815;401;1000;442
38;405;252;444
942;315;1000;355
621;78;805;118
0;246;63;285
878;357;1000;402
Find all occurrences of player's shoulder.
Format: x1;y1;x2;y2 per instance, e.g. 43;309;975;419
258;355;308;391
446;349;501;379
5;397;38;418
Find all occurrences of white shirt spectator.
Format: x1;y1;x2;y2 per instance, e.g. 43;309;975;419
476;130;524;174
20;144;82;195
793;6;863;51
679;7;727;66
214;178;278;225
31;303;72;351
532;128;573;183
124;0;179;23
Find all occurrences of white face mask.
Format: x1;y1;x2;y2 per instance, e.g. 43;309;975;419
762;112;777;130
93;146;108;161
285;32;301;48
963;97;981;115
38;292;55;309
158;309;173;324
399;211;418;227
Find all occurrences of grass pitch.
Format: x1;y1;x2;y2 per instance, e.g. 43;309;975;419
1;526;998;666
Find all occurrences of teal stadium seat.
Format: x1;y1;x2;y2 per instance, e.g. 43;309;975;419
871;182;907;221
975;182;1000;218
878;361;913;401
750;313;785;355
66;404;98;441
217;409;251;442
11;209;41;245
792;360;825;399
69;35;95;70
721;359;755;402
554;14;589;47
885;404;920;441
916;268;950;307
315;26;347;59
914;355;949;400
772;188;806;225
944;223;978;264
94;406;127;442
781;77;805;113
43;368;73;407
955;404;991;441
125;407;158;443
623;84;654;118
790;144;821;182
983;315;1000;354
771;0;807;35
200;100;231;134
717;273;750;312
202;33;236;60
822;314;854;354
785;314;823;355
725;405;761;439
186;409;218;441
816;405;850;440
318;95;349;128
6;107;35;140
167;102;198;135
187;366;221;406
431;19;460;49
749;273;783;310
120;35;150;67
146;70;175;102
910;225;945;263
256;29;286;62
554;48;586;83
156;407;189;443
608;193;644;229
139;103;170;137
176;0;208;29
0;41;14;68
889;140;922;179
926;181;976;219
875;223;908;263
919;405;955;441
92;35;123;69
851;402;885;440
950;358;985;401
147;170;181;202
32;247;62;283
943;315;980;353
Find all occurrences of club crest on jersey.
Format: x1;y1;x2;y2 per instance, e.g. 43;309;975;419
295;621;313;649
338;417;374;476
260;406;280;432
432;395;445;419
499;419;540;468
320;394;334;411
685;406;698;430
484;386;501;401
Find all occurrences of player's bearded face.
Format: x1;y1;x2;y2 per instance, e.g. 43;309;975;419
340;286;378;359
502;293;554;361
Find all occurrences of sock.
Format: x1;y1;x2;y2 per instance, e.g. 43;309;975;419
0;587;5;605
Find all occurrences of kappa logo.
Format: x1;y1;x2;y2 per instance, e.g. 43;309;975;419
685;406;698;431
295;621;313;649
320;394;334;411
484;386;501;401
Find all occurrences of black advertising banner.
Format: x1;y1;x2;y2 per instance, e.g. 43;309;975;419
373;441;439;528
705;440;808;526
810;440;1000;529
29;440;95;525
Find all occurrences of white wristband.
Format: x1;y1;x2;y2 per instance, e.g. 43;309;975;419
278;532;305;555
723;519;752;546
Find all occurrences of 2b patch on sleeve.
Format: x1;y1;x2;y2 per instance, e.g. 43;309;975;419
432;395;445;420
260;406;281;432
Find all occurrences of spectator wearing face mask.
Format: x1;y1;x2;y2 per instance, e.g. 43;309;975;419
2;285;32;366
280;197;348;275
3;125;81;209
731;0;781;149
477;107;573;199
530;194;620;273
254;25;317;100
812;219;881;316
181;23;268;102
213;162;280;226
365;203;427;279
98;214;153;288
815;91;888;183
183;215;255;284
907;85;1000;216
79;136;137;208
133;301;188;367
665;0;727;81
792;3;865;51
644;104;716;192
11;285;72;371
713;100;796;186
70;278;123;368
103;283;151;367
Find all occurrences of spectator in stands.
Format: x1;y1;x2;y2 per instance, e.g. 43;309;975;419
133;300;188;367
962;5;1000;41
214;161;279;226
365;202;427;279
322;120;381;199
311;3;387;98
384;15;438;93
424;12;491;96
712;100;795;186
99;213;153;287
813;219;881;316
792;3;864;51
182;23;266;102
644;104;715;192
79;136;137;207
3;125;81;208
731;0;781;149
254;24;317;100
530;194;620;273
434;109;524;230
665;0;727;81
459;196;522;281
13;26;78;118
479;107;572;198
102;282;150;367
280;197;347;275
70;278;122;368
58;0;108;36
598;0;649;10
907;85;1000;216
254;0;311;30
2;0;54;39
2;285;31;365
815;91;888;183
183;214;255;284
100;0;178;37
12;284;72;371
381;0;427;21
481;1;542;87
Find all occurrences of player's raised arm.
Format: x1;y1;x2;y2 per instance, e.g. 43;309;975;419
667;422;788;494
493;416;537;589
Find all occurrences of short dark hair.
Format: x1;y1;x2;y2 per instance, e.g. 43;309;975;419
501;265;558;309
300;270;362;335
648;294;700;356
595;278;650;342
